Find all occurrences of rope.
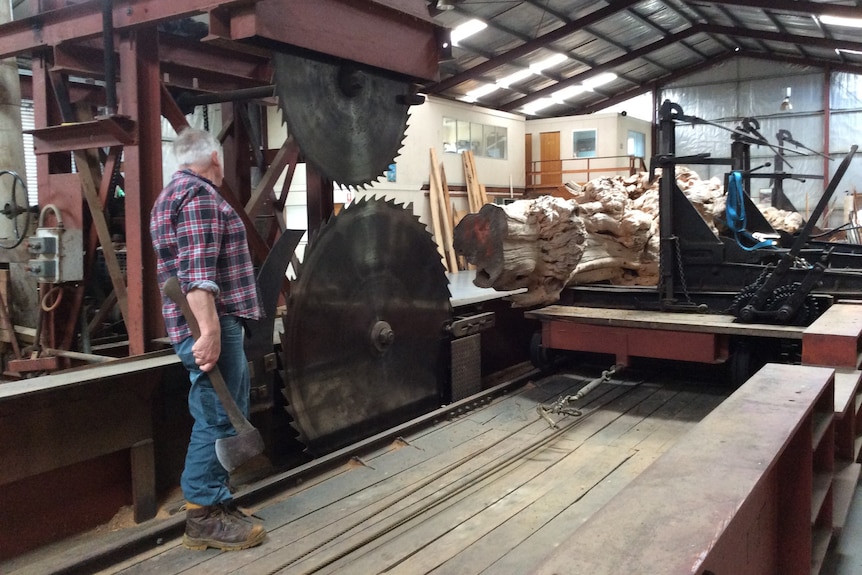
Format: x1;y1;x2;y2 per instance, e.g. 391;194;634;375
725;171;777;251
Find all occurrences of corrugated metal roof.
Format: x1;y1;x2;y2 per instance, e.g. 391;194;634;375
424;0;862;118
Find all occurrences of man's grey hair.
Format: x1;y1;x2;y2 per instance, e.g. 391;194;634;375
174;127;223;168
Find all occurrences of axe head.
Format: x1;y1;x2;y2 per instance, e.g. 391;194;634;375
215;428;265;472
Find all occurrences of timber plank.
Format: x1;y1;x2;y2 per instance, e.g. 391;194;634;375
436;385;726;575
147;377;631;574
244;384;656;574
477;451;661;575
116;424;520;574
124;421;518;574
114;407;532;573
356;444;637;575
533;363;834;575
206;383;644;574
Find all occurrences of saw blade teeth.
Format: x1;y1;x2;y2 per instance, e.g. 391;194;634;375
282;194;452;455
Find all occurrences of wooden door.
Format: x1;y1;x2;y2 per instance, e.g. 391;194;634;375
525;133;533;187
540;131;561;186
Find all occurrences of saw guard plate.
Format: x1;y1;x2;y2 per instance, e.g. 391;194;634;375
282;197;451;454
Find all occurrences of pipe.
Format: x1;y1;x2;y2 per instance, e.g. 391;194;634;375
102;0;117;115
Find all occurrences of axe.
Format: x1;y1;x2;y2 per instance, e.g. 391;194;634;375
163;276;264;472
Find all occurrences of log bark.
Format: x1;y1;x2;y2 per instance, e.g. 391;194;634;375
453;196;586;307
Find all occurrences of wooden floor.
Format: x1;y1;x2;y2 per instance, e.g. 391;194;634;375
77;367;729;575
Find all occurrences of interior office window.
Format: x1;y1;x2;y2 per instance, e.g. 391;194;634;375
573;129;597;158
442;117;507;159
627;130;646;158
485;125;507;159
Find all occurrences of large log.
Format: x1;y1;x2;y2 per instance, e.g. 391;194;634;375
453;196;586;307
454;167;804;308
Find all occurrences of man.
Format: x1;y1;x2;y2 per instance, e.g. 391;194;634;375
150;127;266;551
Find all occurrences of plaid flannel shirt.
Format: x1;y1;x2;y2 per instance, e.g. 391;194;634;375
150;169;261;343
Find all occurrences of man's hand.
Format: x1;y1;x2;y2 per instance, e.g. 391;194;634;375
186;288;221;372
192;331;221;372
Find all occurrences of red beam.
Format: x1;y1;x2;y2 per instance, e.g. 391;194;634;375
28;116;137;155
119;27;163;355
543;322;730;367
0;0;259;59
158;34;271;85
230;0;441;81
701;23;862;53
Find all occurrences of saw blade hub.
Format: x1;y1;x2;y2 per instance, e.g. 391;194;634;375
370;320;395;353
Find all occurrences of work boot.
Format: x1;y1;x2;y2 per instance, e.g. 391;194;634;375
221;499;261;525
183;502;266;551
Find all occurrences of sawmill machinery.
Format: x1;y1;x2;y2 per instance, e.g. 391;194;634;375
0;4;519;555
0;1;477;457
609;99;862;325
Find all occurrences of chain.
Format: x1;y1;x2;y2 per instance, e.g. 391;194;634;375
537;364;622;428
673;235;693;304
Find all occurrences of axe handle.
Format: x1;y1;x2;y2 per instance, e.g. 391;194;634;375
164;276;255;434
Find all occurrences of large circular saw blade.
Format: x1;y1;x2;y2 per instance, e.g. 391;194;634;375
283;197;452;455
272;51;411;188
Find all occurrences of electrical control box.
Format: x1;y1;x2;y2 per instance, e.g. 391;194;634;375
27;226;83;283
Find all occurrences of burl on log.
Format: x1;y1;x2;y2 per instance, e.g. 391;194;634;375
453;196;586;308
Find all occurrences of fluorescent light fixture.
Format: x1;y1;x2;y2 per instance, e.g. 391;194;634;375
819;14;862;28
552;85;587;101
522;97;556;115
583;72;617;89
451;19;487;46
521;71;616;115
530;54;568;73
464;83;499;102
837;48;862;56
497;69;534;88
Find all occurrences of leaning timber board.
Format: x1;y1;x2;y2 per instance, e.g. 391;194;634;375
527;304;807;339
77;368;729;575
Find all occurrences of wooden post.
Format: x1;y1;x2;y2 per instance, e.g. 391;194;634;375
430;148;458;272
428;149;448;271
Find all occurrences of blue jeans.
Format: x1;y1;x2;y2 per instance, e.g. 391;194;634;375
173;315;250;506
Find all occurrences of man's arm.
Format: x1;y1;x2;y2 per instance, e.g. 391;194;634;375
186;287;220;372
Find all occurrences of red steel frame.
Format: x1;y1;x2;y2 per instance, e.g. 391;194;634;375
0;0;442;358
542;320;731;366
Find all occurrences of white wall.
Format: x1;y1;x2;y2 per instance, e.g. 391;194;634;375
266;95;526;229
525;112;653;184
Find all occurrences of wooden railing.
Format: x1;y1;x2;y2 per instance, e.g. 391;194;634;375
526;154;647;192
